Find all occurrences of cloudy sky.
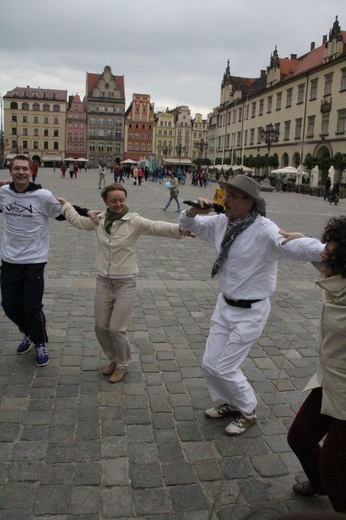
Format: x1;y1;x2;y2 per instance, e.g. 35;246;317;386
0;0;344;118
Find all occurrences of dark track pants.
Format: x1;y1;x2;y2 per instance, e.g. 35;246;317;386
1;261;48;344
287;387;346;512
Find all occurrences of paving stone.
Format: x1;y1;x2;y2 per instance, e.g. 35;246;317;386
169;484;209;511
163;462;197;485
130;462;163;488
0;170;338;518
6;461;42;482
102;487;134;518
133;488;172;515
70;487;100;515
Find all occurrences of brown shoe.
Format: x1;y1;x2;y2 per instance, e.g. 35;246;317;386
292;481;324;497
109;368;126;384
102;362;117;375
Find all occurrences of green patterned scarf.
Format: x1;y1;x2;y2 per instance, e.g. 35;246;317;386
104;207;129;234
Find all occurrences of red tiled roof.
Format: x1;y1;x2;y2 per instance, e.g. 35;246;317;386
288;45;325;77
86;71;125;97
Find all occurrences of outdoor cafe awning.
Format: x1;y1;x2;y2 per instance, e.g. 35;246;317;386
42;155;62;162
163;158;193;166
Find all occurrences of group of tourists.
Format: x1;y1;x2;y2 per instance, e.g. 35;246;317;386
1;155;345;514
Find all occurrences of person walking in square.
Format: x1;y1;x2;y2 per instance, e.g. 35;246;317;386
162;172;181;212
98;163;106;189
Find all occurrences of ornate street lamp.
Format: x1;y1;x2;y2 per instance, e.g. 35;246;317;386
176;142;184;168
259;123;279;178
162;146;170;165
196;138;208;161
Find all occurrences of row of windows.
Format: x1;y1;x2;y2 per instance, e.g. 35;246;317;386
13;140;60;150
128;123;152;129
127;143;152;152
67;122;85;129
10;102;62;111
88;130;122;138
89;145;121;153
67;144;86;151
218;110;346;149
67;133;86;140
12;128;60;137
89;118;122;126
88;105;122;113
11;115;60;124
13;91;59;100
128;133;152;140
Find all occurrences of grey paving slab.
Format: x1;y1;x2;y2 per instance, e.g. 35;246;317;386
0;167;344;518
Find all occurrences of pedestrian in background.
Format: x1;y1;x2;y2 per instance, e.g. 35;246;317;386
162;172;181;212
324;176;331;200
98;163;106;189
31;160;38;182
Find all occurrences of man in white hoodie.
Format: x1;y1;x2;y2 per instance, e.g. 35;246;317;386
0;155;94;367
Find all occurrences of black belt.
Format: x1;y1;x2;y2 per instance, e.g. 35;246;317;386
223;296;262;308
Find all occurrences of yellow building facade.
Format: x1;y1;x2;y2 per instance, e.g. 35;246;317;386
3;87;67;166
211;17;346;183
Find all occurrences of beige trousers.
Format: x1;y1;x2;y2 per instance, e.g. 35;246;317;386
94;275;137;368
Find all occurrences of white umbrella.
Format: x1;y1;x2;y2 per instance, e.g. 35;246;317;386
296;165;309;184
234;165;253;173
311;165;320;188
271;166;297;175
121;158;137;164
328;165;336;188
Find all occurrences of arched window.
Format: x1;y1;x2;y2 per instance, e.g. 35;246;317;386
43;104;50;111
21;102;29;110
33;103;40;111
53;104;60;111
10;102;18;109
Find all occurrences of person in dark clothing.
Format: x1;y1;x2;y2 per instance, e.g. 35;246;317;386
324;176;331;200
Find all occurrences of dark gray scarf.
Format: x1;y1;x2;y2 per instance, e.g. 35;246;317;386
211;209;258;277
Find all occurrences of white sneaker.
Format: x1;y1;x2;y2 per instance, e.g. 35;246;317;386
225;411;257;436
205;403;240;419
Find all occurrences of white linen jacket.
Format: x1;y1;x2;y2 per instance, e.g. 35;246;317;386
61;202;182;276
178;211;324;300
307;273;346;420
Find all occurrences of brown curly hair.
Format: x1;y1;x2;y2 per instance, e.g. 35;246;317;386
321;216;346;277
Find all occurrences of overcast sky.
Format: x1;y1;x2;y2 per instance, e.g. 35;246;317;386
0;0;344;118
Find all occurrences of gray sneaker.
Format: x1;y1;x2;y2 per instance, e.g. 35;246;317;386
225;411;257;436
205;403;240;419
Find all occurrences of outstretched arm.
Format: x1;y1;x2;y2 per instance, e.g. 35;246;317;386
55;196;101;224
279;229;305;245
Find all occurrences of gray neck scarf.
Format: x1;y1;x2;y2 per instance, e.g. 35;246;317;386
211;209;258;278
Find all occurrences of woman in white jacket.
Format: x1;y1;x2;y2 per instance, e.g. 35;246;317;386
282;216;346;513
57;183;192;383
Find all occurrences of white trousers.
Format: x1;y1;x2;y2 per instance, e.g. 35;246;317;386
202;293;271;414
94;276;137;368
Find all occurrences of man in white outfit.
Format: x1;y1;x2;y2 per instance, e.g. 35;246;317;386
178;175;324;436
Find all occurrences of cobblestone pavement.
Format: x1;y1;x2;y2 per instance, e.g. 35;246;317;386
0;167;344;520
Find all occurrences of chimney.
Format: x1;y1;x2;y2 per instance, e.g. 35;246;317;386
323;34;327;44
290;54;297;59
260;70;266;77
310;42;315;51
